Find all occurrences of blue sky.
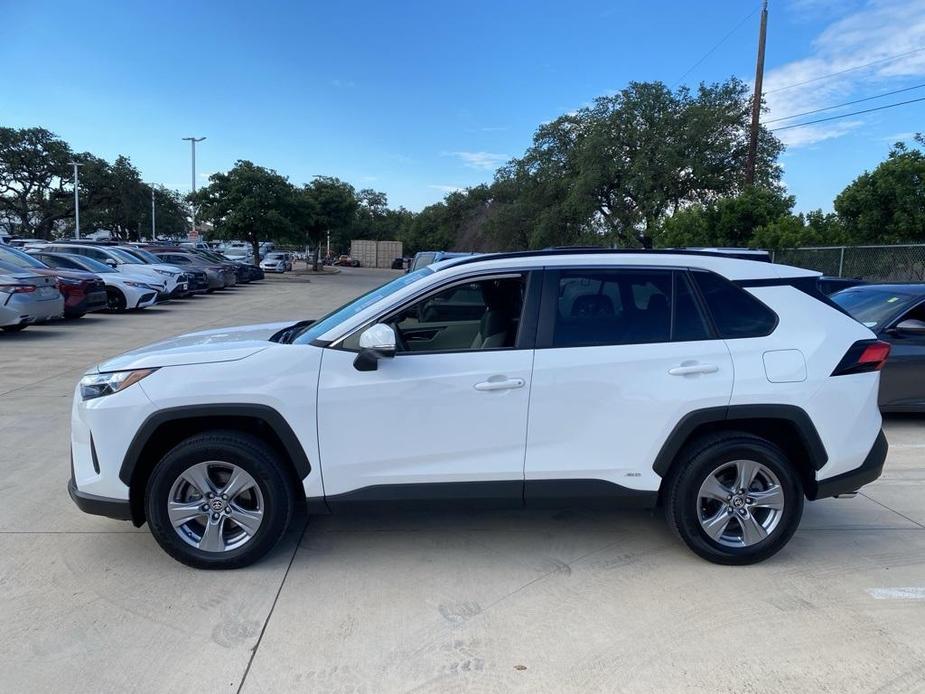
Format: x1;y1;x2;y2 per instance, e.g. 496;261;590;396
2;0;924;213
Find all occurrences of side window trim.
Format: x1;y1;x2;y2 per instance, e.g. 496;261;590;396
679;269;720;341
330;270;541;353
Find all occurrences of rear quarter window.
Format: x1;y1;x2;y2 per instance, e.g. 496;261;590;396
692;270;778;339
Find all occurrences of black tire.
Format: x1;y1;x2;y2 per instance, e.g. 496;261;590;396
665;432;803;565
107;288;127;312
145;430;294;569
65;311;85;320
2;324;27;332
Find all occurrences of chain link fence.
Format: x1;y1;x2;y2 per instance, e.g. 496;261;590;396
772;245;925;282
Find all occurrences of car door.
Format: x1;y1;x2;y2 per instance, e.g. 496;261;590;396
879;299;925;409
316;270;540;507
524;267;734;501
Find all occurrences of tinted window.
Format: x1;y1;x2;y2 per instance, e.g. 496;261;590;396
673;272;711;341
553;270;673;347
692;271;777;338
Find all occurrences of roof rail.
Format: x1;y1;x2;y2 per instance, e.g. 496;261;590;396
445;247;770;268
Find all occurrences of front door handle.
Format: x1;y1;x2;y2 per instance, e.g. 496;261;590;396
668;363;719;376
474;377;526;391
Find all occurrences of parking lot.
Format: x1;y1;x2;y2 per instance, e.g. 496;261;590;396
2;267;924;693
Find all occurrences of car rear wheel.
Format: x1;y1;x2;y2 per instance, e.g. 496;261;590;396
145;431;294;569
665;433;803;565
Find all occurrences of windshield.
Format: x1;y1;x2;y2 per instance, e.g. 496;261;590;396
0;246;47;269
69;255;115;273
291;267;434;344
832;289;920;328
109;248;144;264
129;248;163;264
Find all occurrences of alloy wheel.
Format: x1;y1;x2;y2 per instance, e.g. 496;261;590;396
167;461;265;552
697;459;785;548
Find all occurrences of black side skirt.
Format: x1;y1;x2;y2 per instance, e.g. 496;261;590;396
309;479;658;514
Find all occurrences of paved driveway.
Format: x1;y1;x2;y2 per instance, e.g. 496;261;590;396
1;268;923;693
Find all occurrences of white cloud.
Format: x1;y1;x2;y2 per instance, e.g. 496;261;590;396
428;184;464;194
444;151;509;170
765;0;925;147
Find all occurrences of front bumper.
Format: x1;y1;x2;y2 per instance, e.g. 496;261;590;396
68;476;132;520
810;430;888;500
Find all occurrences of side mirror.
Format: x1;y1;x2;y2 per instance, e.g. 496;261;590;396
104;258;118;267
894;319;925;336
353;324;397;371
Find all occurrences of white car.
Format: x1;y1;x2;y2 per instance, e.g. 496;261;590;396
68;250;888;569
259;252;292;273
29;251;163;311
44;243;186;298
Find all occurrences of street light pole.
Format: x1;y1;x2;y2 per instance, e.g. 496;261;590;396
182;136;206;238
68;161;84;239
150;185;156;239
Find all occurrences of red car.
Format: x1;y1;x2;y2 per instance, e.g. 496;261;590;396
0;246;107;319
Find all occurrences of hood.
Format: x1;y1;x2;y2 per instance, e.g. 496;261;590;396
96;321;296;372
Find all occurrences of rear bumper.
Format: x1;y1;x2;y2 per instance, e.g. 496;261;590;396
68;476;132;521
810;430;888;500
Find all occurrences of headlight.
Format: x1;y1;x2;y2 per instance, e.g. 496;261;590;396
58;277;81;286
79;369;157;400
124;281;147;288
154;269;177;277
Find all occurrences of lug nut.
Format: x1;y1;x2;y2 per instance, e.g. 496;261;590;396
211;513;219;520
221;494;227;500
200;505;208;512
224;507;232;514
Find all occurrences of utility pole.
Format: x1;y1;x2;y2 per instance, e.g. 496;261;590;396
182;136;206;238
68;161;84;239
745;0;768;186
150;185;156;239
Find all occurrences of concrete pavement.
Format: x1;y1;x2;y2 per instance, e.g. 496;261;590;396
1;268;923;693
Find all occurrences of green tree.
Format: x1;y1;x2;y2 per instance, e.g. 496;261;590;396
295;177;357;269
751;209;844;250
194;160;296;261
834;136;925;244
0;127;74;238
658;187;794;248
496;79;783;249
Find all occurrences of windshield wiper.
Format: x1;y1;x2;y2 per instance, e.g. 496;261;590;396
270;320;315;344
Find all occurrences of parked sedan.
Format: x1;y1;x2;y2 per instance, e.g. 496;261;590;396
832;283;925;412
29;252;162;311
0;247;107;319
148;249;228;291
259;252;292;273
0;270;63;332
44;243;184;299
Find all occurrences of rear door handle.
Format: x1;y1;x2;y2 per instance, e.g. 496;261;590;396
668;363;719;376
474;378;526;391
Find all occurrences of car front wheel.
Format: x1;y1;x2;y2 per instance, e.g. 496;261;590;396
145;431;294;569
665;433;803;565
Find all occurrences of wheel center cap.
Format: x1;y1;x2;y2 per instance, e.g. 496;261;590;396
209;498;225;512
732;495;746;509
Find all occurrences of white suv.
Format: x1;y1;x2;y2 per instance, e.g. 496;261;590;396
68;250;889;568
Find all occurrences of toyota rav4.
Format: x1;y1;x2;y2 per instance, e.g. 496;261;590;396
68;249;889;568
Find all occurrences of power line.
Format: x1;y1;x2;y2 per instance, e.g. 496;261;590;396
766;82;925;123
769;95;925;131
675;2;762;86
765;47;925;95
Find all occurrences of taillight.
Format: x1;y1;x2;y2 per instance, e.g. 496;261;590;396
0;284;36;294
831;340;891;376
